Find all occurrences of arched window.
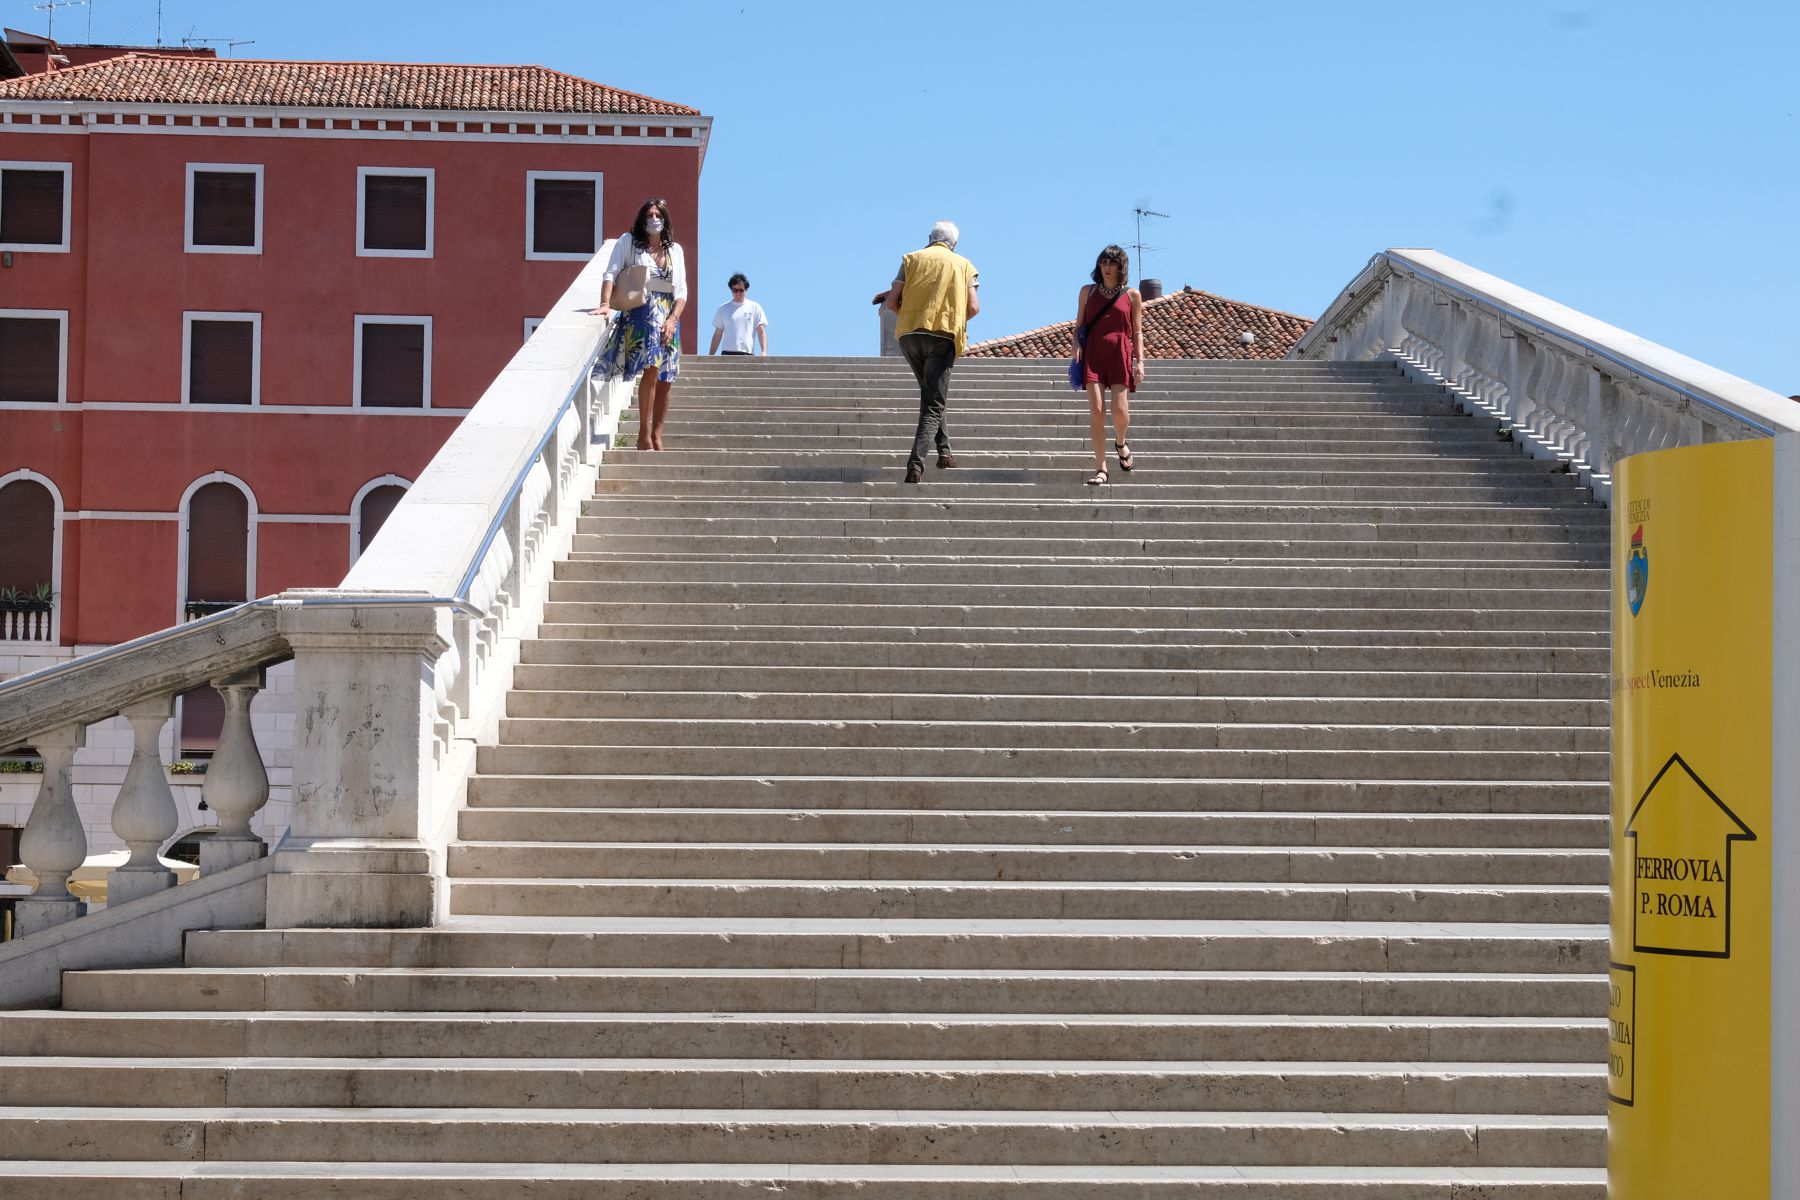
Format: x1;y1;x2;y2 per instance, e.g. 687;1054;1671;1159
183;480;249;617
178;478;251;753
355;483;407;560
0;476;57;643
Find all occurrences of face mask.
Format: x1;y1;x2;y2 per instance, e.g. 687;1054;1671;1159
645;217;665;233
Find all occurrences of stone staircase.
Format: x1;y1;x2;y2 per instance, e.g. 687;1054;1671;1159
0;356;1610;1196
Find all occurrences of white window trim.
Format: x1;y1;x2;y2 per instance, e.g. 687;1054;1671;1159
0;307;70;405
175;472;258;628
181;311;263;407
353;314;434;410
0;160;72;253
183;162;264;255
349;474;412;566
0;468;65;647
356;165;434;259
523;316;544;343
524;170;604;262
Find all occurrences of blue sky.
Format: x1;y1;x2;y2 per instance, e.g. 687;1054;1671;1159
30;0;1798;391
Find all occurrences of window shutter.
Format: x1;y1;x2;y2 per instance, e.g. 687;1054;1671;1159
357;485;407;557
0;479;55;593
363;175;427;251
0;168;64;245
190;171;257;247
185;482;249;604
178;685;225;755
532;178;596;255
360;323;425;408
0;317;60;403
188;320;255;405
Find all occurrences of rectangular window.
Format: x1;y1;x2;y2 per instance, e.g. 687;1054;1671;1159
185;163;263;253
183;313;261;405
526;171;602;261
355;316;432;408
0;162;72;252
0;310;67;404
357;167;433;257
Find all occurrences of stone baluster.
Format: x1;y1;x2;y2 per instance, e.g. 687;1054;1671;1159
199;669;271;873
14;724;87;936
109;697;181;905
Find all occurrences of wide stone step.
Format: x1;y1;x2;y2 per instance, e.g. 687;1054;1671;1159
6;1006;1605;1062
179;919;1608;973
456;808;1609;850
592;478;1588;503
501;689;1609;727
580;497;1604;524
0;1056;1603;1113
575;534;1604;563
451;879;1607;922
0;1161;1610;1198
494;716;1607;754
647;433;1518;454
465;775;1608;814
475;742;1608;782
517;639;1607;674
0;1106;1604;1167
448;842;1606;886
536;599;1609;633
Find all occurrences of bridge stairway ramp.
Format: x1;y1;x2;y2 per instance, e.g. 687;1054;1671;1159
0;356;1610;1197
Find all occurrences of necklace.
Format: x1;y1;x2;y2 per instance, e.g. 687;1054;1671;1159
1096;283;1122;298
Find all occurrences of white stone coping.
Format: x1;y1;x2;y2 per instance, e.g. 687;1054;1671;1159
341;245;615;600
1295;248;1800;436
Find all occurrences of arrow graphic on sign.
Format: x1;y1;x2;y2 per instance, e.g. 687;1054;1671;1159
1625;752;1757;958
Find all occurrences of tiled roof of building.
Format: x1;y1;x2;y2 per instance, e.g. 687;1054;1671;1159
0;53;698;115
966;286;1313;360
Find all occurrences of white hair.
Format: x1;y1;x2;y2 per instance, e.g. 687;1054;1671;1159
927;220;959;248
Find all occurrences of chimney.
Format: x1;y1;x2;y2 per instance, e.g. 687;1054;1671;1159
1139;278;1163;301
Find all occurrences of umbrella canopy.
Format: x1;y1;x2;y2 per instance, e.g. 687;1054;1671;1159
7;851;200;901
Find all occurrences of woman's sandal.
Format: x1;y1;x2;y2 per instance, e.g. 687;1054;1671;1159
1086;467;1109;486
1116;442;1134;472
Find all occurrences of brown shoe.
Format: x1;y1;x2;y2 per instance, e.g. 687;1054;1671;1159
936;453;959;469
904;468;923;484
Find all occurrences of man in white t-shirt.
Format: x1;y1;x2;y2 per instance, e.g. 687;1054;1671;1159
707;274;770;355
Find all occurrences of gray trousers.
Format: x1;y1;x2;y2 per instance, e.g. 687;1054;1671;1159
900;332;956;473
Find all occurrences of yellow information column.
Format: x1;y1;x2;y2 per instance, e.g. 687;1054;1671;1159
1610;439;1773;1197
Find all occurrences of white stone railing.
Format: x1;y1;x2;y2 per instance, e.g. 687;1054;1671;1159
0;606;56;644
0;245;628;947
1292;249;1800;501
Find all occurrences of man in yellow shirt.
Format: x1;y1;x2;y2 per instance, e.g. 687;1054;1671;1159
886;221;981;483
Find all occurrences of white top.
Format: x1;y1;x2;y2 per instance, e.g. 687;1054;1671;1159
602;234;687;301
711;299;769;353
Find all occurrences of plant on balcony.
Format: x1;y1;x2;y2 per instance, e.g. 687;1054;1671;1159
0;584;54;613
0;758;46;775
168;760;211;776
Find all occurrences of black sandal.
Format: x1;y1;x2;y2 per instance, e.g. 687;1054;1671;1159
1086;467;1108;486
1116;442;1134;472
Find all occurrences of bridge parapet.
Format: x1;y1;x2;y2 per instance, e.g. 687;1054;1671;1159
0;247;627;970
1294;249;1799;501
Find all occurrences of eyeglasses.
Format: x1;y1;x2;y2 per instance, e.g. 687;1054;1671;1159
730;286;747;293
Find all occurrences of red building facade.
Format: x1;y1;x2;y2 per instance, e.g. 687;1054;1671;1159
0;52;707;658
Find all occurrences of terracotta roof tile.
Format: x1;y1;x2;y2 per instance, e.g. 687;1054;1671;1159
967;286;1313;360
0;53;697;115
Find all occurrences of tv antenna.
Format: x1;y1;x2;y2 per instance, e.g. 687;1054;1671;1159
31;0;85;41
1132;205;1169;285
181;32;256;55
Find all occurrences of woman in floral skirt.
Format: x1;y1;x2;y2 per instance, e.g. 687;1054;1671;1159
593;198;687;450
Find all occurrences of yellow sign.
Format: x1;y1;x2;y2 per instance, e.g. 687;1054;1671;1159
1610;439;1772;1198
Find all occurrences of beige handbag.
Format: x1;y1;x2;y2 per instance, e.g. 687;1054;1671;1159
612;263;650;310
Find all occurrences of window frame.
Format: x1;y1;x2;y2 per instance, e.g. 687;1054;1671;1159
175;472;258;628
183;162;265;255
523;316;544;343
353;314;434;410
0;308;70;406
349;475;412;566
356;166;435;259
524;170;604;262
0;161;72;253
181;311;263;407
0;469;65;647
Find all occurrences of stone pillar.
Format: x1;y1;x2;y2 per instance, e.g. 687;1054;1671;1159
108;698;181;907
199;669;270;874
14;725;87;936
268;599;450;927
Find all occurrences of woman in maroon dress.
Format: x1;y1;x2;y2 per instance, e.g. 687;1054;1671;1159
1073;245;1146;484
